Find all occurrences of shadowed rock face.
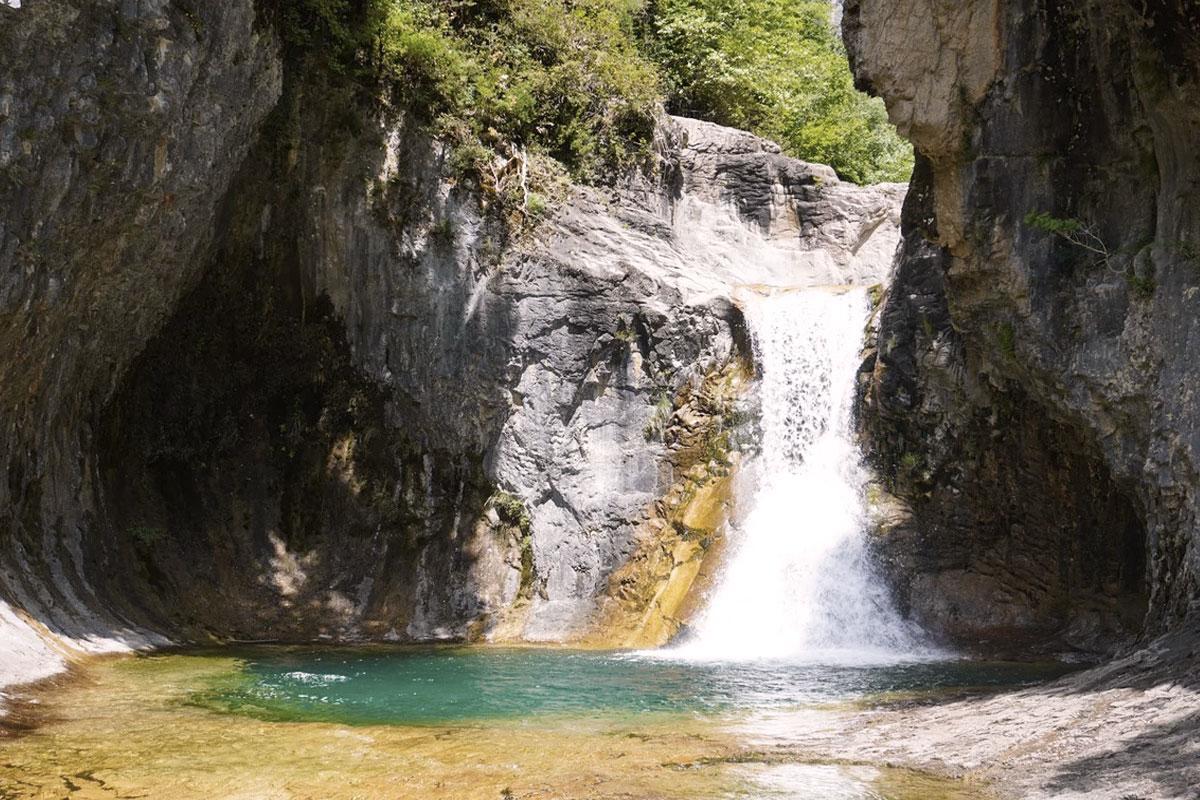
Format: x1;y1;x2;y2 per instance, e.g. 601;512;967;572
846;0;1200;651
0;0;902;688
0;0;283;682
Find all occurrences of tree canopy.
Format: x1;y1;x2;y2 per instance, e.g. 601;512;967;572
273;0;912;185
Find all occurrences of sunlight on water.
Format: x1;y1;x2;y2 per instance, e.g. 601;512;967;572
0;647;1071;799
190;646;1069;725
673;288;928;664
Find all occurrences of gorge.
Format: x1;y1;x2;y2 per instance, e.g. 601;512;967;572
2;1;1200;799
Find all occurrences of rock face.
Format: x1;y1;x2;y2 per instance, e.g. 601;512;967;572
845;0;1200;651
0;0;281;685
0;0;903;692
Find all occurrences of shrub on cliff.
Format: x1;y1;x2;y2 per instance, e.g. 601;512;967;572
637;0;912;184
269;0;909;186
272;0;659;183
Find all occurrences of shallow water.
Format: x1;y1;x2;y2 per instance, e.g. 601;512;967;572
0;646;1075;799
194;645;1073;725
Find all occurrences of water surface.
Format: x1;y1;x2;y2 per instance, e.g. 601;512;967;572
194;645;1076;725
0;645;1075;799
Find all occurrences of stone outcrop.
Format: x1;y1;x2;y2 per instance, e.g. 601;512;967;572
845;0;1200;652
0;0;903;694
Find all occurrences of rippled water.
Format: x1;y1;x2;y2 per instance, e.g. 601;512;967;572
193;645;1075;725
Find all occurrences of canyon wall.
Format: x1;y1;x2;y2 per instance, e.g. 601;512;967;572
846;0;1200;651
0;0;901;688
1;0;282;684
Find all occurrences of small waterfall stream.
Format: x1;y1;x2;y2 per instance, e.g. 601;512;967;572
674;287;926;663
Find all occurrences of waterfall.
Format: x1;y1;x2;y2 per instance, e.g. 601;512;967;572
673;287;926;664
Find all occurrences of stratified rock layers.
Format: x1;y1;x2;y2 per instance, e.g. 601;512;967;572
846;0;1200;650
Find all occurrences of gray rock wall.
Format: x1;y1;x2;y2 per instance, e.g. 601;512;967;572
0;0;903;690
95;109;899;646
846;0;1200;651
0;0;281;685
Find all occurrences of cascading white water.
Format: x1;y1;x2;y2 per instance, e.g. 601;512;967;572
673;287;926;664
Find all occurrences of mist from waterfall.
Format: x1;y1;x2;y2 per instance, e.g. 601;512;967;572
671;287;928;664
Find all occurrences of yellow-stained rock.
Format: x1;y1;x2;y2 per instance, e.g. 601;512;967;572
672;538;701;566
677;479;732;534
584;474;734;649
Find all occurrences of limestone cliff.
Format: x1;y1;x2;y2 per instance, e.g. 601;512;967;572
0;0;901;690
0;0;282;684
845;0;1200;652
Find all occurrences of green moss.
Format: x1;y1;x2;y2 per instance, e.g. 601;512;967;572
700;428;731;465
867;283;885;308
525;192;548;218
127;525;166;549
428;217;457;249
491;491;535;598
1178;240;1198;262
492;491;531;534
1126;271;1157;300
997;322;1016;359
643;392;675;442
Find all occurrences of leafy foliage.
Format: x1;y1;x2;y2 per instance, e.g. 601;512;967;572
637;0;913;183
268;0;911;185
1024;211;1111;261
271;0;660;182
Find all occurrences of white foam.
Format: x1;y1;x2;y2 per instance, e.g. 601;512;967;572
282;671;350;685
669;288;932;665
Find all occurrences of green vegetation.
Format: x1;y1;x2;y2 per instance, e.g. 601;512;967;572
428;217;457;249
997;322;1016;358
1126;271;1156;300
638;0;913;183
492;490;531;533
126;525;166;549
269;0;909;187
490;490;535;597
271;0;660;183
1024;211;1111;262
866;283;885;308
643;391;675;441
1178;240;1198;263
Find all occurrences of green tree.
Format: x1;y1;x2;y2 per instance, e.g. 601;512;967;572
639;0;912;184
270;0;909;186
